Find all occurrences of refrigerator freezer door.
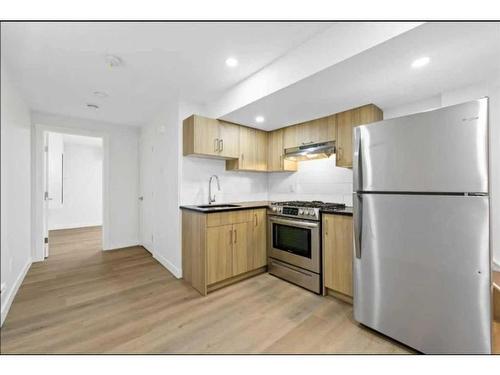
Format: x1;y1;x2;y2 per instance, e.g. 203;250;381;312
353;194;491;354
353;98;488;193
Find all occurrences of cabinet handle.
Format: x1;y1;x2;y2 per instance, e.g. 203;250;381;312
234;229;237;244
325;218;328;236
302;141;314;145
229;229;232;245
241;153;244;161
254;214;258;227
219;139;223;152
338;147;342;161
214;138;219;152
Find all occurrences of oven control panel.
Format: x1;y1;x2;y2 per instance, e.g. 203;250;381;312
269;205;320;220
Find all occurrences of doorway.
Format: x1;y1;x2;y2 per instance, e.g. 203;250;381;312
42;131;104;258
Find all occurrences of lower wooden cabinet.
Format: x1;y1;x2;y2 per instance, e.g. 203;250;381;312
322;213;353;302
182;208;267;295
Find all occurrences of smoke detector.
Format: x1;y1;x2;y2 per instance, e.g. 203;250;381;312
105;54;123;68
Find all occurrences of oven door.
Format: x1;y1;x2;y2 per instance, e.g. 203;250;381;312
268;215;320;273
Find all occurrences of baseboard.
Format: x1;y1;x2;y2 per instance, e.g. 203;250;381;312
103;240;140;251
493;259;500;272
48;222;103;231
1;259;32;327
153;252;182;279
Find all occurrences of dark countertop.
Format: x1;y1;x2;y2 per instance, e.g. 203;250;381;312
179;200;271;213
321;206;353;216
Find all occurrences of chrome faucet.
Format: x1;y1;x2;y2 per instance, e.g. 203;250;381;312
208;175;221;204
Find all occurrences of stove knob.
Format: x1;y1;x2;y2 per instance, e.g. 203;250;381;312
272;207;277;212
299;209;304;215
308;209;314;216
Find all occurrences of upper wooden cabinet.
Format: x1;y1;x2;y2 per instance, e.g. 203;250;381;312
183;105;382;170
183;115;239;159
226;126;268;171
336;104;383;168
283;115;336;149
323;213;353;300
267;129;297;172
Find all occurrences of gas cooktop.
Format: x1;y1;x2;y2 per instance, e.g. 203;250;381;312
270;201;346;209
269;201;346;220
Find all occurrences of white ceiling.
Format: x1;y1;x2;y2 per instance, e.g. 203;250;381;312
221;22;500;130
1;22;330;126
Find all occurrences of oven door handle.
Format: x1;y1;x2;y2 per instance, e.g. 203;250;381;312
268;216;319;229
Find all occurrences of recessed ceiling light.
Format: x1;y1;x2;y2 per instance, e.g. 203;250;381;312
411;56;430;69
255;116;265;123
225;57;238;67
86;103;99;110
105;54;123;68
93;91;108;98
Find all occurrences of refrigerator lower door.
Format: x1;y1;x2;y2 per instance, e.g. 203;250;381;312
353;194;491;354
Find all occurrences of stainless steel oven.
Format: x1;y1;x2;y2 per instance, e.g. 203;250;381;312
268;215;320;273
267;201;346;294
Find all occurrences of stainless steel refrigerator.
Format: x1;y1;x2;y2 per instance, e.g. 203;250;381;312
353;98;491;354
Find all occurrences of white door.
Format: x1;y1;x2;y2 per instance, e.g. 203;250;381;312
44;132;64;257
139;133;154;253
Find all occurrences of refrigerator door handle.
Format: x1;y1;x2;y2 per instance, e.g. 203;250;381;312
353;128;362;191
354;194;362;259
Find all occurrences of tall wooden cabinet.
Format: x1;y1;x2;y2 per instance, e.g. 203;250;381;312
322;213;354;302
182;208;267;295
183;115;240;159
336;104;383;168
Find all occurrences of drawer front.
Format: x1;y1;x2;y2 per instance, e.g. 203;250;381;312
207;209;254;227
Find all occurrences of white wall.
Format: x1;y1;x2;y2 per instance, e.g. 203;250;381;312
48;138;103;230
1;63;32;326
32;112;140;254
384;81;500;268
139;100;182;277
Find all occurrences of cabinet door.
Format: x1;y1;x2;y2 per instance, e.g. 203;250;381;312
267;129;283;171
250;209;267;269
232;222;250;276
323;214;353;297
336;105;382;168
194;116;220;156
254;129;268;171
219;121;240;158
267;129;297;172
336;110;353;168
238;126;256;170
283;124;298;149
207;224;234;284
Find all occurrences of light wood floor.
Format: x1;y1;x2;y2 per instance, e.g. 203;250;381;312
0;227;495;354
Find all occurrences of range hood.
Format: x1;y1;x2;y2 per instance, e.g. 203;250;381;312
284;141;336;161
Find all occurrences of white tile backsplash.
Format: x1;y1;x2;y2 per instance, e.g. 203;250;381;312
268;155;353;205
181;154;353;206
181;157;268;205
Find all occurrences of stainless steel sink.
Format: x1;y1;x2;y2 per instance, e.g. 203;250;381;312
196;204;242;209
